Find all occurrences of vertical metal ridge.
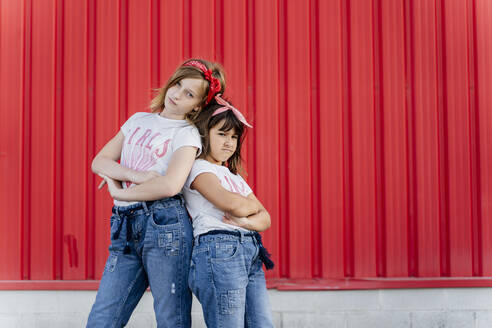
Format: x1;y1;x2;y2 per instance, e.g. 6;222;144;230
373;0;387;278
0;3;2;53
467;0;482;277
119;0;128;124
86;0;96;280
435;0;451;277
22;0;33;280
53;0;65;280
214;0;224;63
404;0;418;277
278;0;290;278
183;0;191;58
151;0;161;88
212;0;216;62
246;0;257;188
310;0;322;278
341;0;354;278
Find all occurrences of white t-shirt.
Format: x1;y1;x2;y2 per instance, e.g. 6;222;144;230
183;159;254;237
116;112;201;206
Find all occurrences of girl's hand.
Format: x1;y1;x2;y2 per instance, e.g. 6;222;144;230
98;174;122;199
130;170;162;185
222;212;249;228
97;170;161;189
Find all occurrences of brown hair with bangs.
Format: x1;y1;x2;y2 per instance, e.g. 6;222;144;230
150;58;226;122
194;99;246;175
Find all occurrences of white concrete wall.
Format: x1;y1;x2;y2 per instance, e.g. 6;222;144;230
1;288;491;327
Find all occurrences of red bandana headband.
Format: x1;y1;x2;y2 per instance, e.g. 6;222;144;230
212;95;253;128
183;60;221;105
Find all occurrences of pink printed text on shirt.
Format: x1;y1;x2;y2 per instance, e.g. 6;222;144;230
121;126;171;187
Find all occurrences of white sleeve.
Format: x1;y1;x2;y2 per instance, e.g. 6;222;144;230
172;125;202;156
185;160;218;189
120;112;146;136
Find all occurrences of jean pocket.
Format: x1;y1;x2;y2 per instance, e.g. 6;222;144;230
150;206;180;227
209;240;248;289
158;229;180;256
211;240;240;262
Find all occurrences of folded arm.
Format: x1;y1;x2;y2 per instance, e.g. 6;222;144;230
223;193;271;232
106;146;198;202
191;173;260;218
92;131;159;184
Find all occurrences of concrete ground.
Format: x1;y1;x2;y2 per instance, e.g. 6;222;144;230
1;288;492;327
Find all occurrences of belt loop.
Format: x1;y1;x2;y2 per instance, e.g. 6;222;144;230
142;201;149;215
111;215;124;240
194;235;200;247
239;230;244;244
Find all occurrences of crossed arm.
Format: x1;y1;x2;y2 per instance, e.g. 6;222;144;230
92;131;159;184
93;131;198;202
191;173;271;232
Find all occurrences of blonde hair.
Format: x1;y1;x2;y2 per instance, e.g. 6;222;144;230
150;59;226;122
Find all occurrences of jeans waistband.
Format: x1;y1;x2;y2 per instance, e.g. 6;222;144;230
111;194;184;216
196;230;275;270
110;194;184;254
198;229;255;241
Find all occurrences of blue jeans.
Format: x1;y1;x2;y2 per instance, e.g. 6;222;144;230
87;195;193;328
188;232;274;327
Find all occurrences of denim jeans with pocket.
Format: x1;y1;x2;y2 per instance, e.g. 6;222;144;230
86;195;193;328
188;232;274;327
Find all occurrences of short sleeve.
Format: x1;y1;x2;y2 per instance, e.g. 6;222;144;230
185;160;218;189
172;125;202;156
120;112;147;136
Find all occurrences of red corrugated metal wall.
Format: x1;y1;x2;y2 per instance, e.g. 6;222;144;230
1;0;492;290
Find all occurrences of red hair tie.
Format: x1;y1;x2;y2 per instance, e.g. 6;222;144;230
183;61;221;105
